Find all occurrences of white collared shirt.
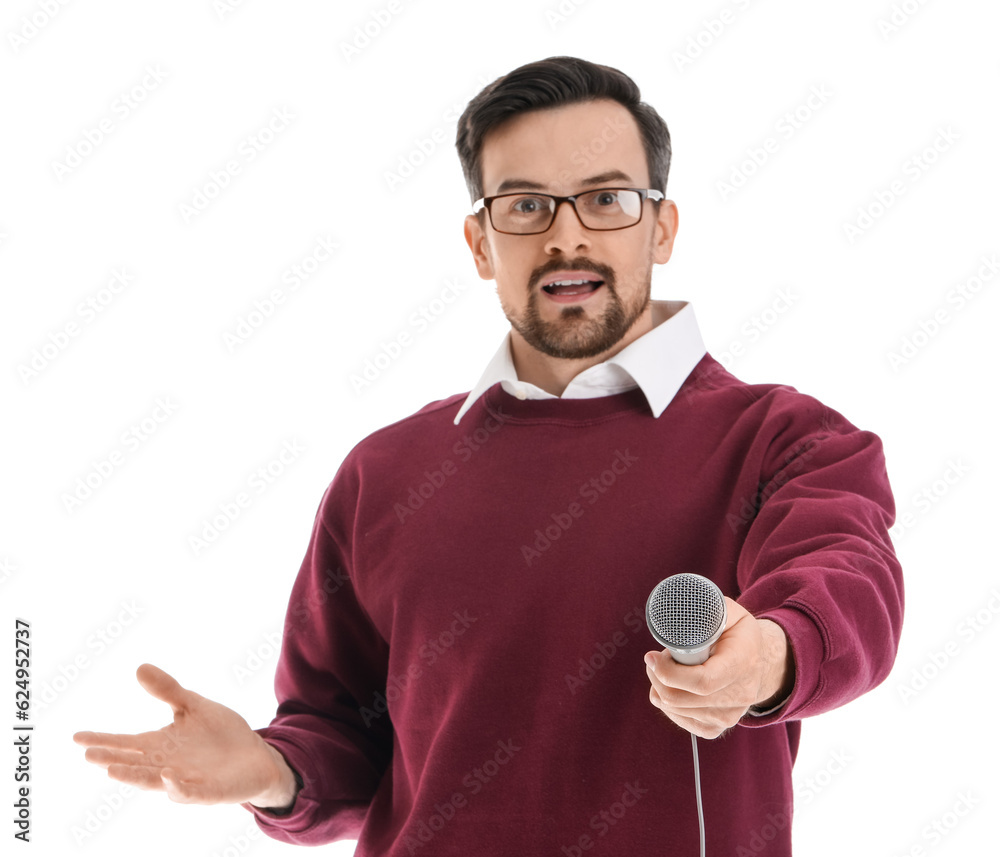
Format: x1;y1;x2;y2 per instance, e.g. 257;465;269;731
453;300;707;425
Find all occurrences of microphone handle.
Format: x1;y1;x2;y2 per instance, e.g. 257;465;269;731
667;646;712;666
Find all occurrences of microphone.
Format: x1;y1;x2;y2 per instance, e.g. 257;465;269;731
644;572;727;857
645;573;727;665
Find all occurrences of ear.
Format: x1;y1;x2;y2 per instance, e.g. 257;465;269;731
651;200;679;266
464;214;496;281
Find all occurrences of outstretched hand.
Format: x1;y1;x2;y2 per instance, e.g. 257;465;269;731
643;598;794;739
73;664;297;809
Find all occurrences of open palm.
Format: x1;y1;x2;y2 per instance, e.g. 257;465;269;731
73;663;290;806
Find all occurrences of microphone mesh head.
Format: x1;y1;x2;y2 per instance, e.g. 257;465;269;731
646;573;726;648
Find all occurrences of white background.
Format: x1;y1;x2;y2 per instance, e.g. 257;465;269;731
2;0;998;854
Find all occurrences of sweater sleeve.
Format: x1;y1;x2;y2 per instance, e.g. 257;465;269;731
733;392;904;727
240;459;393;843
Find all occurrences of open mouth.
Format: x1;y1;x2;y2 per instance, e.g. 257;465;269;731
541;279;605;298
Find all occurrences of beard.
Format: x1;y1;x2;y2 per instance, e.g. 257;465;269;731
500;260;653;360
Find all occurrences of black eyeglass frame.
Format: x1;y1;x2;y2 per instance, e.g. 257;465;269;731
471;187;666;235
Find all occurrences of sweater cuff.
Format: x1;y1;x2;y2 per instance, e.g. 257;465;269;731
240;732;321;834
746;693;791;718
740;603;824;727
247;764;304;816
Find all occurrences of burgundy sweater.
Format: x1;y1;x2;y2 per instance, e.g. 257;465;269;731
242;354;904;855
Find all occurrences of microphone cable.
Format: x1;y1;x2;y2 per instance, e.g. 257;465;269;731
691;732;706;857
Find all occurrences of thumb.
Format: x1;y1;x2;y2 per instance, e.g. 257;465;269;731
721;596;752;632
135;664;191;714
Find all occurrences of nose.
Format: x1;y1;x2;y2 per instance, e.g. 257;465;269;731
543;198;591;254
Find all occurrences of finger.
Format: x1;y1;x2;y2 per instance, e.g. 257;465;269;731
647;667;717;710
647;692;700;733
653;692;746;728
649;696;737;740
648;661;755;717
106;763;167;791
645;651;729;696
721;596;743;630
667;711;725;740
135;663;195;715
647;665;689;705
73;727;184;757
73;731;150;752
83;746;147;768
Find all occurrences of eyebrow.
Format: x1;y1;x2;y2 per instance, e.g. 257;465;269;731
493;169;635;196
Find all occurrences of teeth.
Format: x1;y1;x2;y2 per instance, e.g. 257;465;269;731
549;279;597;286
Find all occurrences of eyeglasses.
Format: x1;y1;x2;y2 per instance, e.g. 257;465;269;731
472;187;665;235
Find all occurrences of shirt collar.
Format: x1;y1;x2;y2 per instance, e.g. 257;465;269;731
453;299;706;425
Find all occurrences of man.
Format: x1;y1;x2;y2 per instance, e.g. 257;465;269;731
74;57;904;855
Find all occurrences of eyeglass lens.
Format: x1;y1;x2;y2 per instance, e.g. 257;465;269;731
491;189;643;234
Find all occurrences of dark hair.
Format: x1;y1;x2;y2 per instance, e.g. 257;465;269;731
455;56;671;206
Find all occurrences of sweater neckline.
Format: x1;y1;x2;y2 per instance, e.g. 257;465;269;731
479;382;652;424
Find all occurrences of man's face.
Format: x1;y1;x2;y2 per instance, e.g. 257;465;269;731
464;98;678;361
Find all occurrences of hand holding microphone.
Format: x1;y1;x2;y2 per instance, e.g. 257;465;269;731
643;574;794;740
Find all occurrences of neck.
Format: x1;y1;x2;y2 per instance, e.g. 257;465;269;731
509;302;656;396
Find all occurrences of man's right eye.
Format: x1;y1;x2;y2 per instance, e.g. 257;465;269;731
512;197;545;213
